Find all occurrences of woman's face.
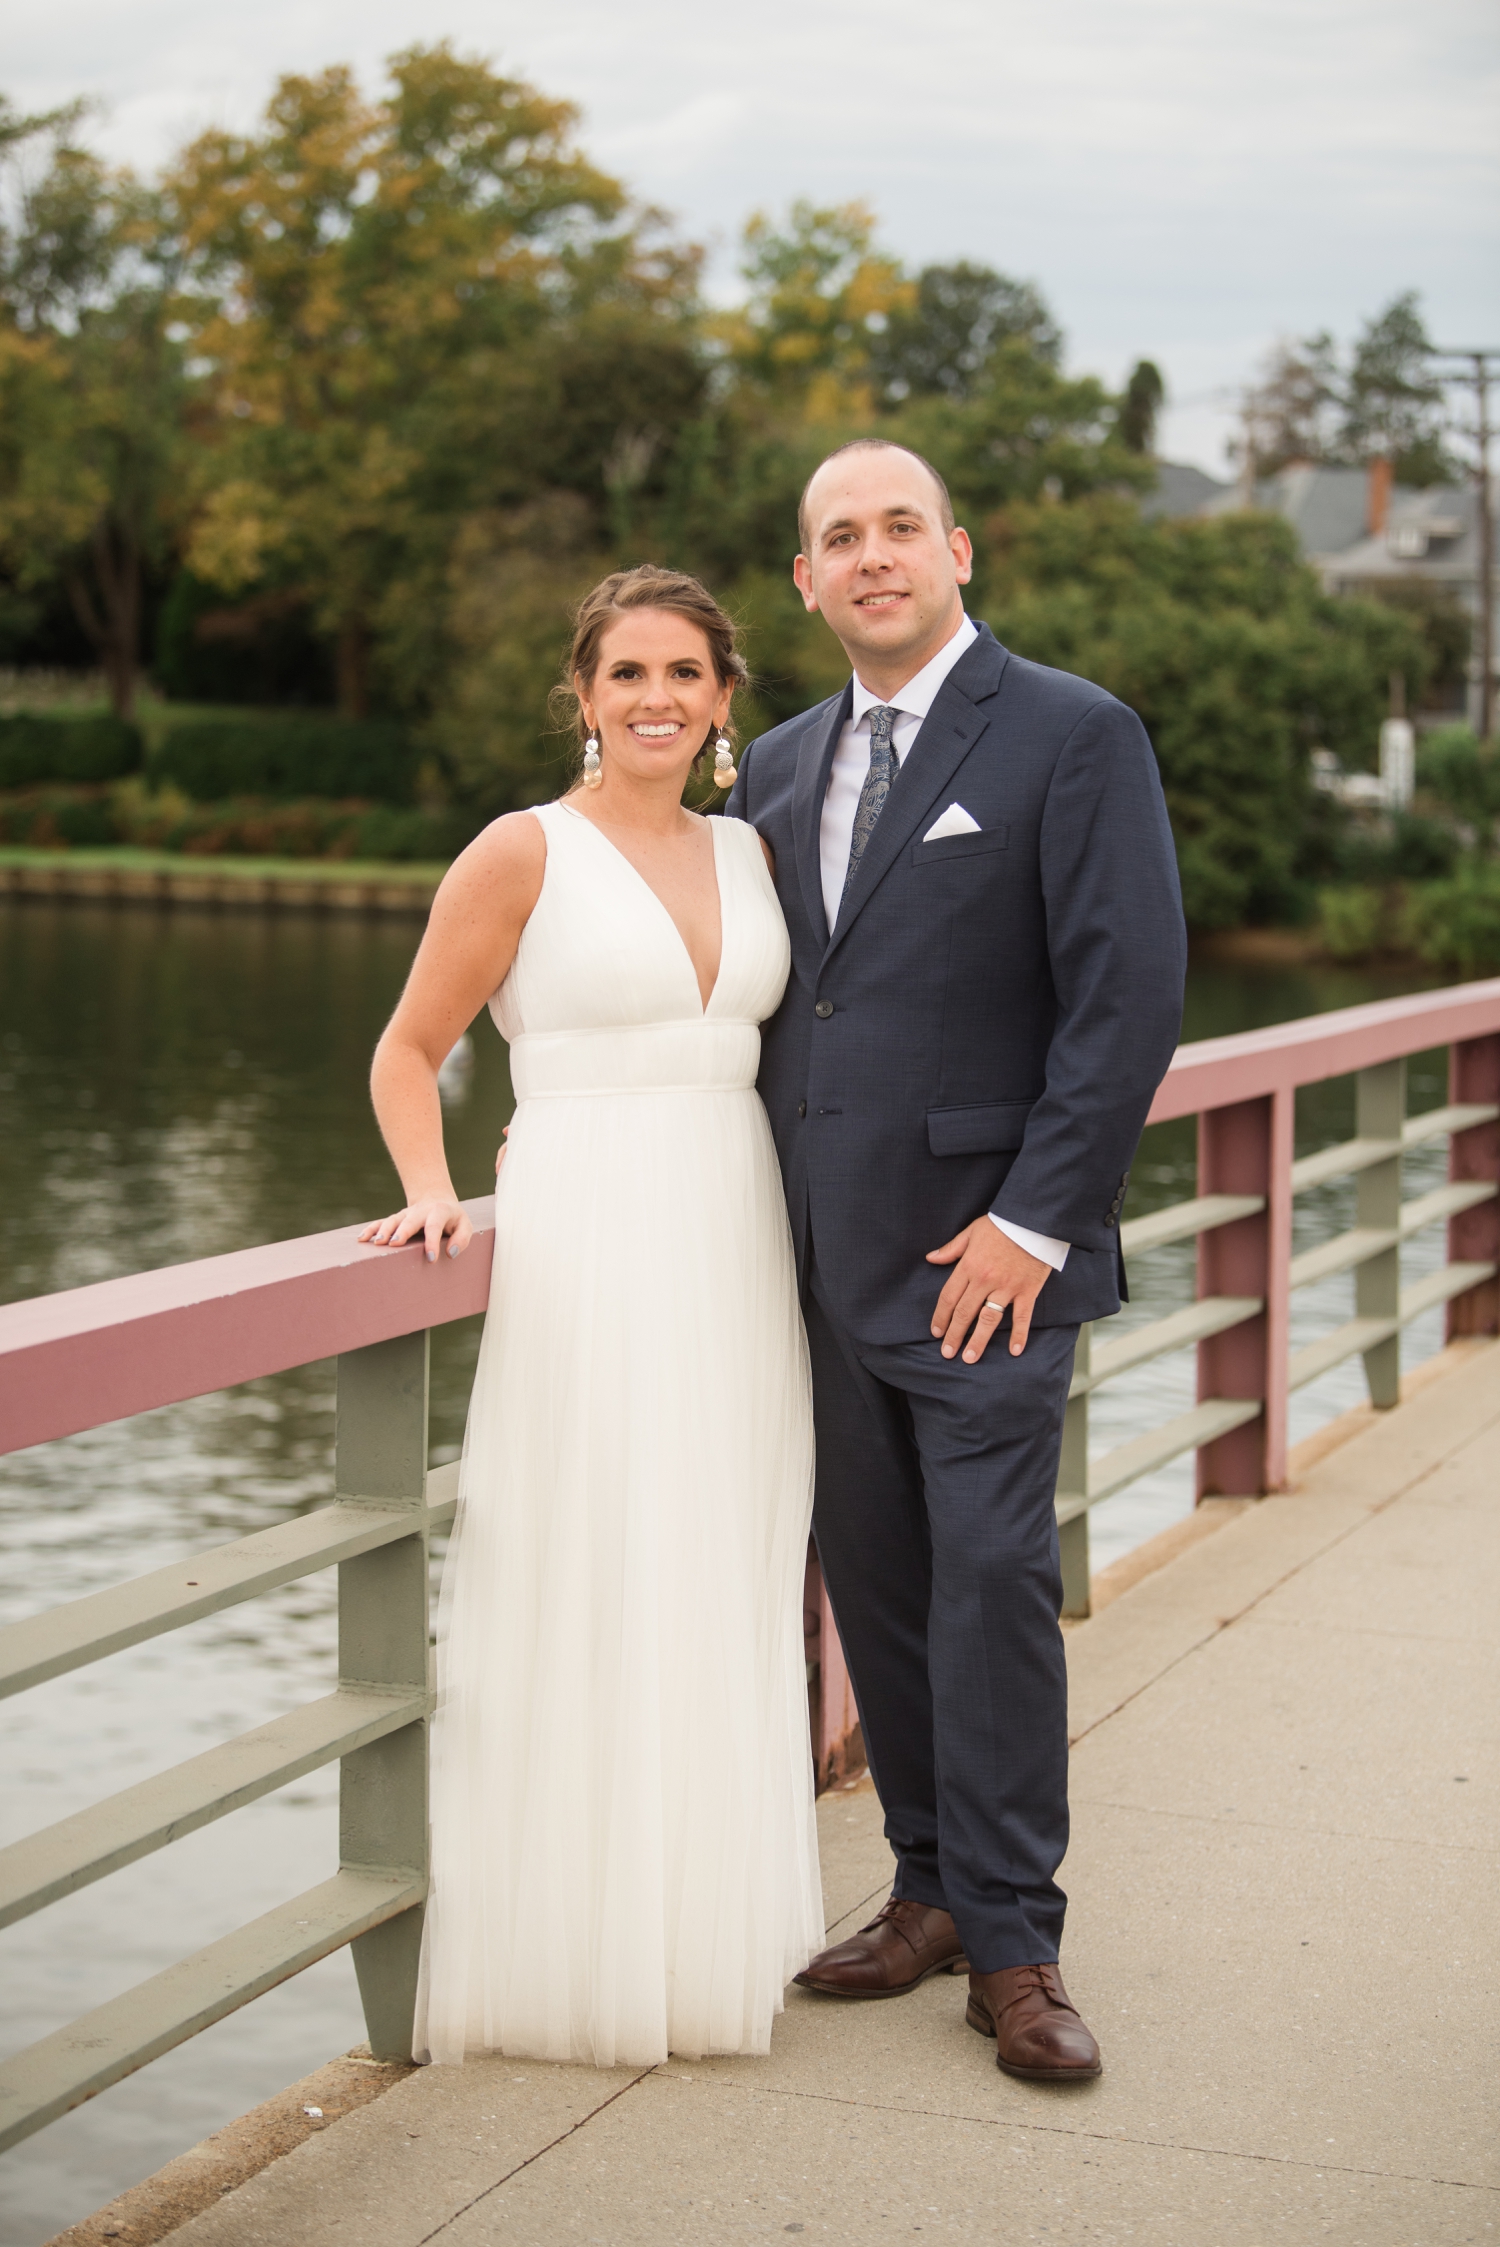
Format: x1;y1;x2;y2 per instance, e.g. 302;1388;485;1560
577;610;733;786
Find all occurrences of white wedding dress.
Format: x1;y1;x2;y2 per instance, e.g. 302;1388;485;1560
414;800;823;2068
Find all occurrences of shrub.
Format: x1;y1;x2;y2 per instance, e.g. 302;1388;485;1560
149;717;420;806
1317;884;1391;961
1416;726;1500;839
0;785;121;847
0;713;144;788
1401;862;1500;974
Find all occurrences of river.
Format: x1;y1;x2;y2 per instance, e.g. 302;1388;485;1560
0;898;1453;2244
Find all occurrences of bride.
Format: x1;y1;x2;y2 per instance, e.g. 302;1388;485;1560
359;565;823;2067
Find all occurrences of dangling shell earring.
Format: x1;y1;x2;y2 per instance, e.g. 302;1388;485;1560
582;734;603;791
712;733;737;789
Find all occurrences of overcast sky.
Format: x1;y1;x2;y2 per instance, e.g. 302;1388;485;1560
7;0;1498;471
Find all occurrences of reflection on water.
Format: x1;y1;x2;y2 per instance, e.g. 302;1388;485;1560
0;905;1450;2243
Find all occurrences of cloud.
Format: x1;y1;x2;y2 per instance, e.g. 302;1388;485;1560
8;0;1496;468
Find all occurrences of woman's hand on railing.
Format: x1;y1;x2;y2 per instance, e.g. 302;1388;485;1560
357;1198;474;1263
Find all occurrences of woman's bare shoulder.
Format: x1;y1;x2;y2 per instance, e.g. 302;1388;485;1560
431;808;548;927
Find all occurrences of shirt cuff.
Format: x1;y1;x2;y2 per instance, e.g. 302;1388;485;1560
989;1213;1071;1271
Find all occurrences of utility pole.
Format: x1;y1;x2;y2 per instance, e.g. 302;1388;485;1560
1431;349;1498;740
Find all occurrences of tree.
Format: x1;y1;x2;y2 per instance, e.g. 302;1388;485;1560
0;109;185;715
718;202;912;419
1237;332;1342;476
1338;292;1453;485
981;497;1428;927
870;263;1060;404
1235;296;1455;486
172;46;698;716
1117;359;1164;455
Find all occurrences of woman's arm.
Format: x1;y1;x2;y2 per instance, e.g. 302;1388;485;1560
359;813;546;1260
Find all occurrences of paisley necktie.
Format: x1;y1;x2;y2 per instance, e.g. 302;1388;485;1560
840;703;900;912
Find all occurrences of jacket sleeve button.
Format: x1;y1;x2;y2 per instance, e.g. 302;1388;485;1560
814;999;834;1018
797;1100;807;1117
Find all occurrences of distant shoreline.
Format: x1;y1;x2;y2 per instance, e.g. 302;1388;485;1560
0;846;444;915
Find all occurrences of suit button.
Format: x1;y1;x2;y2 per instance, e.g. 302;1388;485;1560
1104;1213;1117;1229
797;1100;807;1118
814;999;834;1018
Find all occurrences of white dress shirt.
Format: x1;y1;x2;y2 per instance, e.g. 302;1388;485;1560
818;613;1070;1274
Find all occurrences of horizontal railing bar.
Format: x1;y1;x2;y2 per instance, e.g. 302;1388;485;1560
1398;1179;1496;1233
1290;1135;1401;1194
1055;1396;1263;1522
1289;1225;1398;1292
1289;1184;1499;1293
1403;1100;1499;1147
0;1866;424;2154
1073;1296;1263;1397
1287;1315;1400;1393
1288;1105;1500;1197
0;1498;441;1704
425;1458;459;1527
1287;1259;1499;1392
1397;1258;1498;1323
0;1684;428;1933
1118;1194;1265;1257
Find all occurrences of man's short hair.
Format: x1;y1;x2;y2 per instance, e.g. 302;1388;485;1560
797;439;956;555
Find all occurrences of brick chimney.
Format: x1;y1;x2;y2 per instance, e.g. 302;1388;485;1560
1367;456;1393;537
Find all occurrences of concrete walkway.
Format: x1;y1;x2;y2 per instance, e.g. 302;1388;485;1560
139;1344;1500;2245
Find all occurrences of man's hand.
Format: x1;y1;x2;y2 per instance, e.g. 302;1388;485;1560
926;1220;1052;1363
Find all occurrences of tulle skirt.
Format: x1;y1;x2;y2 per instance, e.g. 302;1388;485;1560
413;1079;823;2067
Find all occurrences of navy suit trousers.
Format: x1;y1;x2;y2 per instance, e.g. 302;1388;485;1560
805;1256;1077;1971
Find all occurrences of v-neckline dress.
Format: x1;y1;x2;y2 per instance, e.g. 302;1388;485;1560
414;802;822;2067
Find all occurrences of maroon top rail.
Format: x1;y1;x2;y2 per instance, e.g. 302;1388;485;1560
0;1201;495;1457
1146;977;1500;1124
3;979;1499;1463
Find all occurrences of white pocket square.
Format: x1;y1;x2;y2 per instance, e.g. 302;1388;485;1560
922;802;982;842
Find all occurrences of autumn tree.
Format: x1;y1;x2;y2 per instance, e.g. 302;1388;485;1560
0;101;185;715
172;46;702;717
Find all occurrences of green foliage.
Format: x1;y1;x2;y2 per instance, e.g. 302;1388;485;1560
152;571;332;706
1317;884;1391;961
1240;291;1456;485
0;710;142;785
869;263;1061;403
0;112;187;715
149;715;419;804
0;780;467;858
1117;360;1164;455
1401;862;1500;973
0;782;119;845
978;498;1427;927
1416;726;1500;838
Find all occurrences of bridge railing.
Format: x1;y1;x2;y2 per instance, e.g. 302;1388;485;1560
3;981;1499;2141
1046;979;1500;1623
0;1215;494;2154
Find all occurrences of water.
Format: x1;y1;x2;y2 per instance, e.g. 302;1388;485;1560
0;903;1453;2244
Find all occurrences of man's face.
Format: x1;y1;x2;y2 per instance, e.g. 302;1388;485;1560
794;449;973;683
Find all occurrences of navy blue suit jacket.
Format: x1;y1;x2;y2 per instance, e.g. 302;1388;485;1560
726;623;1187;1342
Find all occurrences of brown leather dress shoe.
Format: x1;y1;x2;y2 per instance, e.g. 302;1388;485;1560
793;1897;969;1997
966;1963;1102;2081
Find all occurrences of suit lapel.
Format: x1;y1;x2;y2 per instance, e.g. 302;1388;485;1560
825;627;1010;962
791;682;851;951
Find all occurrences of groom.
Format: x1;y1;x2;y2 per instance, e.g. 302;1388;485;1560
727;440;1185;2081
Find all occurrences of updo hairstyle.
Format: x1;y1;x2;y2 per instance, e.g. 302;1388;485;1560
554;565;749;778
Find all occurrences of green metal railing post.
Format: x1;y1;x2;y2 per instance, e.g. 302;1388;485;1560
1057;1324;1091;1618
335;1330;432;2060
1356;1060;1406;1407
